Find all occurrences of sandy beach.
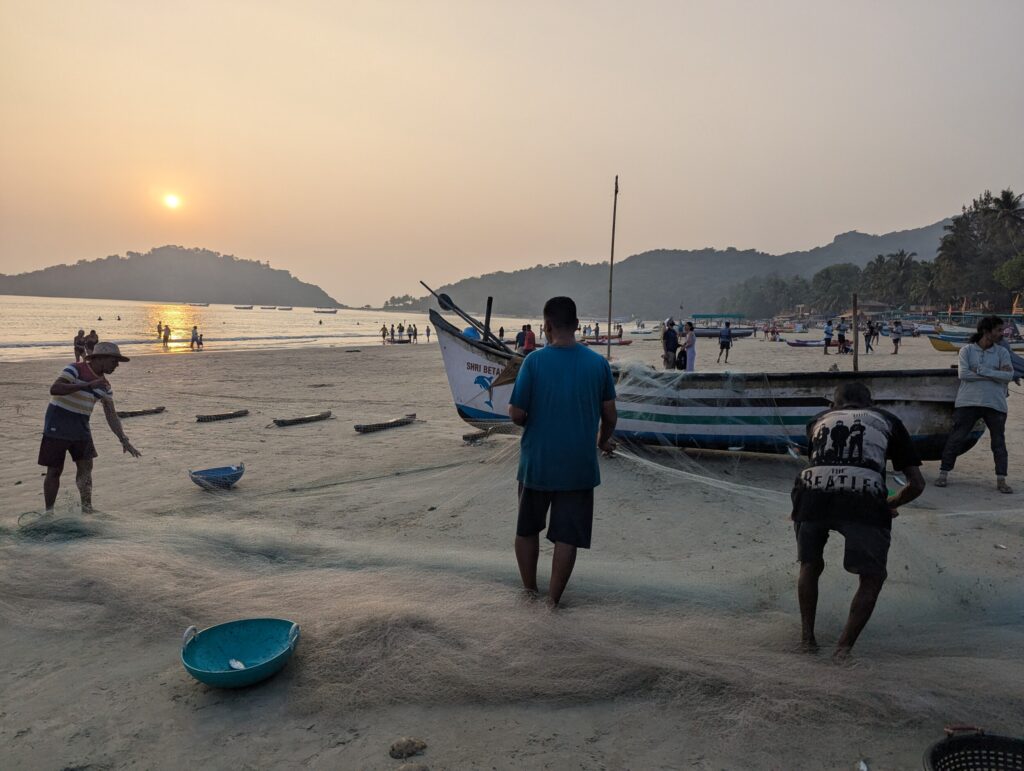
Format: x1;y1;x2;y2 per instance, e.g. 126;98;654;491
2;334;1022;770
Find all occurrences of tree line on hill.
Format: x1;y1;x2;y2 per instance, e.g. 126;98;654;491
718;189;1024;318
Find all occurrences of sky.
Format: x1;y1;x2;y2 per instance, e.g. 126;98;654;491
2;1;1023;306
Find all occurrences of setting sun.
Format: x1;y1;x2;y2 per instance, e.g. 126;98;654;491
163;193;181;209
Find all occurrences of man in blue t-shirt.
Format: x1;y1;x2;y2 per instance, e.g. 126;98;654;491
509;296;617;606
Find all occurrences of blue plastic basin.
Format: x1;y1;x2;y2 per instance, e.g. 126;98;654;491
189;463;245;490
181;618;299;688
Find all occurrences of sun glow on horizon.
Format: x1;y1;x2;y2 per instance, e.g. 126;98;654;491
163;193;181;209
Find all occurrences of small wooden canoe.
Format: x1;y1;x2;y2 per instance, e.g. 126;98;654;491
116;406;166;418
354;413;416;434
273;410;331;427
196;409;249;423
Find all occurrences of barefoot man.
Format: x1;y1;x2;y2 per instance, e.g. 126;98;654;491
39;342;141;513
508;296;617;606
790;382;925;659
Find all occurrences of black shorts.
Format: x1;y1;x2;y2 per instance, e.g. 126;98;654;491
719;342;731;350
793;520;890;577
38;435;97;470
517;484;594;548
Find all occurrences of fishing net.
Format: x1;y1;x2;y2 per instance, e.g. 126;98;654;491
2;346;1022;765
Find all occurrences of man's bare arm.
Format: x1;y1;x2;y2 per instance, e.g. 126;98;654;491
101;399;142;457
887;465;924;515
509;405;528;427
598;399;617;453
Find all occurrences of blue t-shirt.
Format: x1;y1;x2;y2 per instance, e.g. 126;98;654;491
509;343;616;491
718;327;732;344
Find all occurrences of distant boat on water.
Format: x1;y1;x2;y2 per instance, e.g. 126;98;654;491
234;305;253;310
188;302;209;307
278;306;293;311
313;308;338;314
260;305;277;310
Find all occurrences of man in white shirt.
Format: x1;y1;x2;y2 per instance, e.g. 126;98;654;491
936;316;1014;493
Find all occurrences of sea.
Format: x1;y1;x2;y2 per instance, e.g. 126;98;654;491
0;294;533;361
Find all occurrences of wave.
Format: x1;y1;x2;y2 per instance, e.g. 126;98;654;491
0;332;392;349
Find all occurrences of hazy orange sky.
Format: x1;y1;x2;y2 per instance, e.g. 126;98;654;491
2;1;1022;305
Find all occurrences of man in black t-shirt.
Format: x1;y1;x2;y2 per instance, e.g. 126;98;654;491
790;382;925;660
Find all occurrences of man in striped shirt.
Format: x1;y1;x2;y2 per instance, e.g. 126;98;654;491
39;342;141;513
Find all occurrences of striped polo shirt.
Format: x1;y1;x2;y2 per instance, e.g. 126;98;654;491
42;363;112;441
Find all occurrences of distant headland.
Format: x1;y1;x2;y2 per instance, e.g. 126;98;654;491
0;246;343;308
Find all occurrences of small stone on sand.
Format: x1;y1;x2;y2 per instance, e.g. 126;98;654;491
389;737;427;759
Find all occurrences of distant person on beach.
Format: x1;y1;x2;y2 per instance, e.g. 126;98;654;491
822;320;834;355
398;322;405;340
661;318;678;369
509;296;617;607
84;330;98;356
837;318;848;354
162;326;171;346
380;325;387;344
390;324;395;342
412;324;418;343
498;326;505;341
864;321;875;353
717;321;733;364
515;325;527;353
683;321;696;371
197;334;204;350
190;325;199;350
522;324;537;353
38;342;142;513
156;321;162;338
936;315;1014;493
890;320;903;354
791;382;925;660
73;330;86;362
425;325;431;342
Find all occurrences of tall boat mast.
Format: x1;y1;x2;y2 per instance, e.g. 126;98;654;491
606;175;619;361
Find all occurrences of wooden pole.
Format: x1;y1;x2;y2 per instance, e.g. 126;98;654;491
606;175;619;361
852;292;859;372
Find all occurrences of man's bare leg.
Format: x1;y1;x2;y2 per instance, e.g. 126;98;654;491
797;559;825;650
515;534;540;594
834;573;885;660
43;467;62;512
75;458;94;513
548;542;578;607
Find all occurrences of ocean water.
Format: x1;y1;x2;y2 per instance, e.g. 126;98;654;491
0;294;532;361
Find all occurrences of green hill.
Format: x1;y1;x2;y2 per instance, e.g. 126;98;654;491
0;246;342;307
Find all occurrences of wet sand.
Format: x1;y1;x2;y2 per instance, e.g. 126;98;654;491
1;335;1022;769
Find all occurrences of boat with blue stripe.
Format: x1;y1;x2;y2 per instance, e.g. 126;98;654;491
429;294;979;460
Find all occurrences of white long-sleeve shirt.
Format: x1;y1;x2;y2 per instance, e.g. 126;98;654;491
956;343;1013;412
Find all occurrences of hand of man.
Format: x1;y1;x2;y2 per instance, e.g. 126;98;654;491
86;378;108;389
599;439;617;455
122;439;142;457
888;506;899;519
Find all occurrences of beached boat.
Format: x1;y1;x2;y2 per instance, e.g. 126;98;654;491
692;327;755;339
188;302;209;307
278;306;293;311
430;304;975;459
928;335;1024;353
582;338;633;346
234;305;253;310
354;413;416;433
260;305;277;310
313;308;338;314
189;463;245;490
116;406;166;418
785;339;840;348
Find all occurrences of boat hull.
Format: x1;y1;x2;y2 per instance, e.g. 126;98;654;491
694;328;754;338
431;310;975;459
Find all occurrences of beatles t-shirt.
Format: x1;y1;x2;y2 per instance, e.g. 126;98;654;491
791;407;920;529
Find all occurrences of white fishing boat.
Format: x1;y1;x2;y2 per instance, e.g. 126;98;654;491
429;299;977;460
